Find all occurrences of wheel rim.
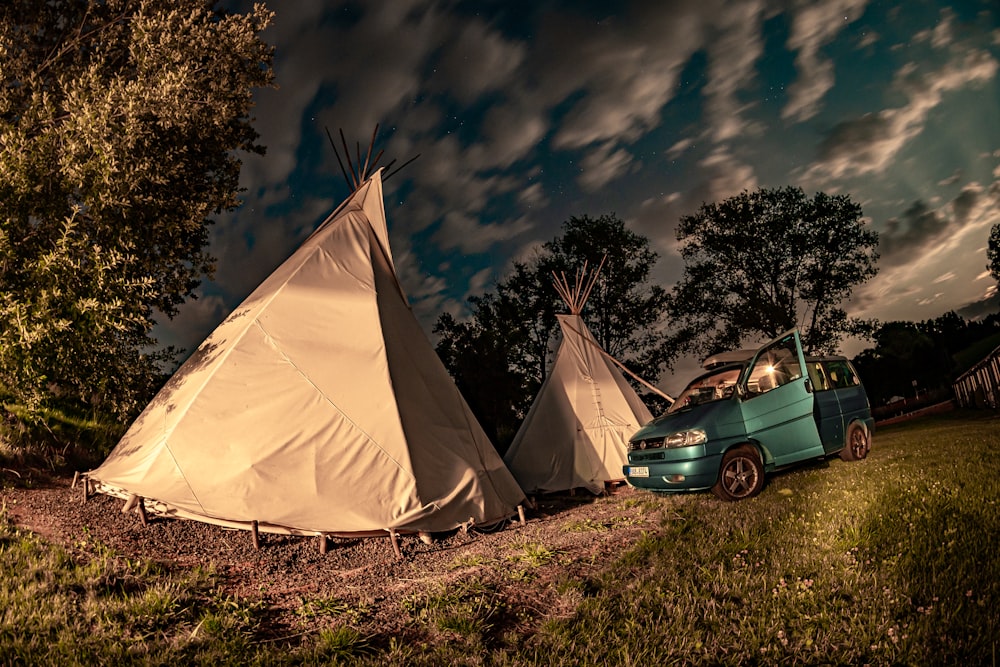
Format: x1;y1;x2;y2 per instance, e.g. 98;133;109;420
722;457;759;498
850;429;868;458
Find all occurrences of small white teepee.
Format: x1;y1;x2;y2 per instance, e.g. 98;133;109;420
86;168;526;538
503;260;653;495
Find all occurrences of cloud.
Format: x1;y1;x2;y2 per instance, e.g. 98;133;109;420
917;292;944;306
857;29;879;49
952;185;981;224
431;18;526;104
805;48;998;180
541;6;708;151
878;200;950;267
432;210;533;254
912;7;954;49
854;180;1000;320
782;0;869;122
630;147;759;287
937;169;962;186
702;0;766;142
465;102;548;171
578;143;635;191
667;138;695;159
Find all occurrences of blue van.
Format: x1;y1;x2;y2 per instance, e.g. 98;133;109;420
624;329;874;501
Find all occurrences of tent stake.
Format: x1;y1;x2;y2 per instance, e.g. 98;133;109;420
388;529;402;559
251;521;260;549
418;531;432;545
136;498;148;526
319;534;328;554
81;477;90;503
71;471;79;489
122;494;139;513
517;504;526;526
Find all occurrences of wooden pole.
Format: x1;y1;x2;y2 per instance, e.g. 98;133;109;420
81;477;90;503
361;123;379;180
517;504;526;526
136;498;148;526
122;494;139;513
388;529;402;559
384;153;420;182
71;471;79;489
251;521;260;550
339;129;358;189
319;534;328;554
326;127;354;192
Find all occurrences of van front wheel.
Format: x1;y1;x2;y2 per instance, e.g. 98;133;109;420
712;445;764;501
839;424;870;461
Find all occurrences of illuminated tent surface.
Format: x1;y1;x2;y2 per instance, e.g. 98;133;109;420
87;170;526;536
503;263;653;495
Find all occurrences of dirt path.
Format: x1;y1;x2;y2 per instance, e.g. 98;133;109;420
1;469;663;644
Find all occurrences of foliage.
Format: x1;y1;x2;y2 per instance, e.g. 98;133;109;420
668;187;879;357
852;311;1000;405
538;215;670;368
988;222;1000;284
0;0;274;449
434;214;670;451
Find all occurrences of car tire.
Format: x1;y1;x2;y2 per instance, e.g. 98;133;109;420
712;445;764;501
839;423;871;461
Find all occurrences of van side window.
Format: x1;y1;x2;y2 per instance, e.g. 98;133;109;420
746;334;803;395
825;360;859;389
807;362;831;391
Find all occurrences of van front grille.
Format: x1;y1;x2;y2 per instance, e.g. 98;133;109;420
630;451;665;462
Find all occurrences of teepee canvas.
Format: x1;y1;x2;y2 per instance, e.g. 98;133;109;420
503;261;653;495
86;168;525;537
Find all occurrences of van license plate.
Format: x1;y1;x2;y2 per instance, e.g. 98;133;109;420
629;466;649;477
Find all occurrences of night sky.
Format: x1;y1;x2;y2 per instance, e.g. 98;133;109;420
161;0;1000;393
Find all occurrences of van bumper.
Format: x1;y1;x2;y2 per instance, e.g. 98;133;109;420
623;453;722;492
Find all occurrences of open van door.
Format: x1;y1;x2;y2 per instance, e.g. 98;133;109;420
738;330;824;466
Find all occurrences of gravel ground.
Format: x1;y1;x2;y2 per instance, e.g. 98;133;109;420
1;467;663;645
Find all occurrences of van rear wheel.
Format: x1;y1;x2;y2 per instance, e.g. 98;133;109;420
712;445;764;501
839;423;870;461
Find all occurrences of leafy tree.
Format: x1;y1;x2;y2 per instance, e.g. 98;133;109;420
988;223;1000;283
434;295;537;448
435;214;670;451
668;187;879;357
853;312;1000;406
538;215;670;371
0;0;274;449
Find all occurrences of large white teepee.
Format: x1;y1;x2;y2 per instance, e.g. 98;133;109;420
503;262;653;495
86;170;526;537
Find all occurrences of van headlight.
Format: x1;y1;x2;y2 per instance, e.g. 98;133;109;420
662;429;707;448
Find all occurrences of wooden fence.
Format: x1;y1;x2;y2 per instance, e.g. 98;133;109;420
953;344;1000;409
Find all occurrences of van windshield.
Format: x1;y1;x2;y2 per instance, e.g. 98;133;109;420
669;367;743;413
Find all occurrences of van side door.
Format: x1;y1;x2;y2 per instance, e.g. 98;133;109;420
826;359;871;428
808;360;846;454
739;330;825;466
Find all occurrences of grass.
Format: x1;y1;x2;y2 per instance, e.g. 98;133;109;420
0;518;268;665
506;412;1000;665
1;411;998;664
